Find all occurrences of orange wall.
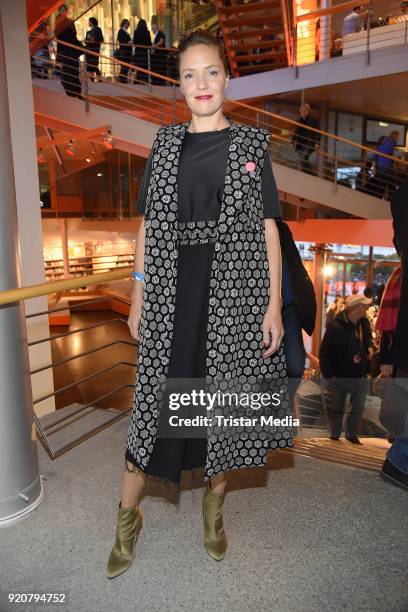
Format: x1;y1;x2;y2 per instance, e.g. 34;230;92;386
287;220;394;247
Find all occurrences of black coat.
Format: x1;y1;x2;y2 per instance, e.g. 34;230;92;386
292;116;321;151
276;220;316;336
319;310;370;379
391;178;408;371
57;20;84;58
117;28;132;57
85;26;104;52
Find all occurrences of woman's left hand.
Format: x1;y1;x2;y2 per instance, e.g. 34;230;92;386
262;306;284;358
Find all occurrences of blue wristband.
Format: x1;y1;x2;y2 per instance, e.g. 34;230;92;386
131;271;145;283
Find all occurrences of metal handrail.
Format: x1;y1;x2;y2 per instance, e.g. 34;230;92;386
0;267;132;306
31;339;136;375
28;317;130;346
291;0;406;67
35;383;134;458
38;39;407;170
26;295;131;318
33;360;135;405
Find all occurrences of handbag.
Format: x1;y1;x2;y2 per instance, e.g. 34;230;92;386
113;47;121;59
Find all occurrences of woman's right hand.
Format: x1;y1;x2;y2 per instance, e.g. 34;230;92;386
127;293;143;341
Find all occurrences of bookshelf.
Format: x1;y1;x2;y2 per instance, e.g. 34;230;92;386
44;254;134;281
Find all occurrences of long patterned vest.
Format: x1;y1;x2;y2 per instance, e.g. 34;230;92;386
126;120;293;480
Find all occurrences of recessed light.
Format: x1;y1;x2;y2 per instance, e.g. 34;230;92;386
37;149;46;164
65;140;76;157
103;130;115;149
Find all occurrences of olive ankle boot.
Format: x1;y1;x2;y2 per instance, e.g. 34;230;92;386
203;483;227;561
106;501;143;579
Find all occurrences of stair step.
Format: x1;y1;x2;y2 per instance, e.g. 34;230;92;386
224;26;280;40
235;39;285;51
224;14;282;28
234;50;286;63
237;61;286;73
219;0;281;16
283;436;387;472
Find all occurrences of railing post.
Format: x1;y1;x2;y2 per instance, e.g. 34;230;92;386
83;64;90;112
0;15;43;524
293;25;299;78
333;140;338;191
172;83;177;124
148;49;152;91
366;0;372;65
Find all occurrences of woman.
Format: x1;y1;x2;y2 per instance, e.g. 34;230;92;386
116;19;132;83
133;19;151;84
150;21;166;84
107;30;292;579
85;17;104;79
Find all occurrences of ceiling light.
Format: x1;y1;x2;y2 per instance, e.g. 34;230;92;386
65;140;76;157
97;172;103;177
37;149;46;164
324;264;334;277
86;158;91;163
103;130;115;150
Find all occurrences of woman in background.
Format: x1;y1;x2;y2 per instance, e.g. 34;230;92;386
116;19;132;83
85;17;104;79
133;19;151;83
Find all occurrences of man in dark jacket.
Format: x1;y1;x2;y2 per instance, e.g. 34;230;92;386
292;103;321;175
319;294;372;444
55;4;84;98
380;178;408;491
277;221;316;410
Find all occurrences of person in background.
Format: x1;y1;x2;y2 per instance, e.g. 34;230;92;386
85;17;104;80
54;4;84;98
292;103;321;175
362;5;374;30
133;19;151;84
326;294;344;325
380;179;408;491
117;19;132;83
151;17;166;84
319;294;373;444
342;6;362;37
31;19;52;79
277;220;317;409
371;130;400;199
389;1;408;23
376;266;402;379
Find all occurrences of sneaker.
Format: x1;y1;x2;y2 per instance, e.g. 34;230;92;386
345;436;363;445
380;458;408;491
329;435;340;441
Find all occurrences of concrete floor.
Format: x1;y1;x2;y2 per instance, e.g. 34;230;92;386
1;415;407;612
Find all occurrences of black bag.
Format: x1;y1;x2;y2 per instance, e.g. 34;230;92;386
113;48;121;59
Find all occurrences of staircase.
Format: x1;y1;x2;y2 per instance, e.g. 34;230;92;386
283;437;388;472
214;0;289;77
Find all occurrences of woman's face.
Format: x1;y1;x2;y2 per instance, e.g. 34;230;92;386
179;44;229;119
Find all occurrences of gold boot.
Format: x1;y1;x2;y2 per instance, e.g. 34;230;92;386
106;501;143;579
203;483;227;561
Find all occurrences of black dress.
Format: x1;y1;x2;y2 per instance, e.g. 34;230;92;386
126;127;282;483
85;27;104;75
